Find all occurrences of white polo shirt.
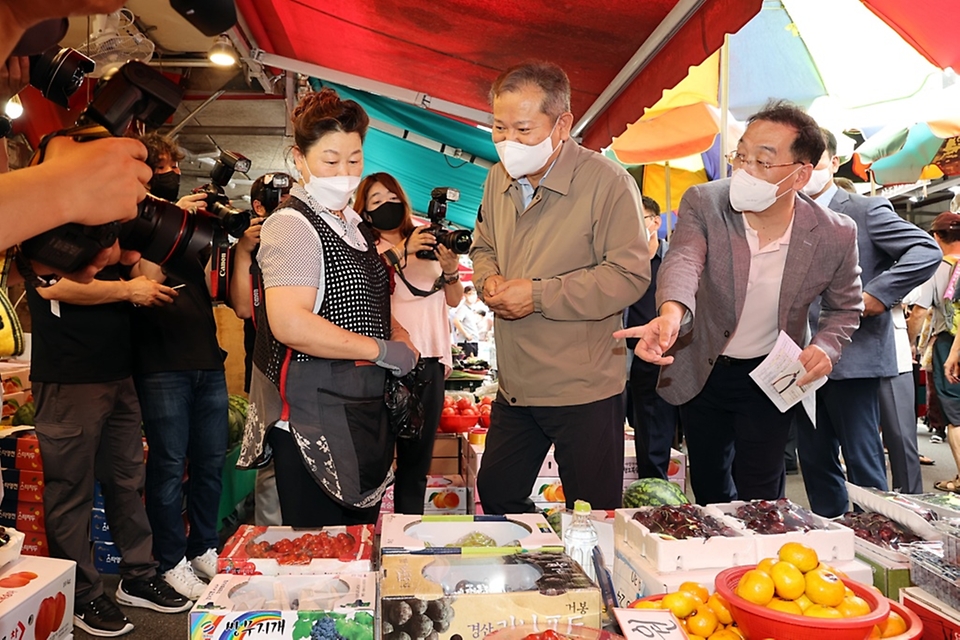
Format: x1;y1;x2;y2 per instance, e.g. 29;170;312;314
722;215;795;358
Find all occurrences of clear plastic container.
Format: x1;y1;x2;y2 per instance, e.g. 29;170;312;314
933;519;960;566
563;500;598;581
907;548;960;609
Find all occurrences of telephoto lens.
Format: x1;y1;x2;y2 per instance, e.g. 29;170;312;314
29;47;95;108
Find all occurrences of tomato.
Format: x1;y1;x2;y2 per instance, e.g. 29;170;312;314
441;407;457;416
478;404;492;415
479;396;493;405
456;397;474;411
461;407;479;417
443;396;455;408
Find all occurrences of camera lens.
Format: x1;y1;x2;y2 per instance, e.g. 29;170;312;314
209;201;251;238
120;195;216;275
29;47;95;108
440;230;473;255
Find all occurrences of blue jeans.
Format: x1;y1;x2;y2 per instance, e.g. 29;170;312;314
135;370;227;572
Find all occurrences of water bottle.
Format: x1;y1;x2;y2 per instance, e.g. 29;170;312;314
563;499;599;581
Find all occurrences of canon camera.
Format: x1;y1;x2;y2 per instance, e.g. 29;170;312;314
415;187;473;260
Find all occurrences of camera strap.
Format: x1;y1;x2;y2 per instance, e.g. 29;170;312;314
0;249;25;357
381;249;443;298
209;234;232;304
32;124;111;165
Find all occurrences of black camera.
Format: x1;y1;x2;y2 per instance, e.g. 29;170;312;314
30;47;95;108
256;172;292;214
415;187;473;260
20;61;235;278
193;150;253;238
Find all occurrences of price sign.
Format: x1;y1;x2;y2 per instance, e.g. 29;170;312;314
613;608;686;640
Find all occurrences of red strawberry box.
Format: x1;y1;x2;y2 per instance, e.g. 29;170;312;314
0;428;42;471
217;524;374;575
0;499;45;533
1;469;44;503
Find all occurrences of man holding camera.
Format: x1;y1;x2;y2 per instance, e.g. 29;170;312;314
228;172;292;527
25;261;189;636
130;133;228;600
470;61;650;513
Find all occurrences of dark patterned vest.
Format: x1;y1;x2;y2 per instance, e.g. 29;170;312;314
253;196;391;387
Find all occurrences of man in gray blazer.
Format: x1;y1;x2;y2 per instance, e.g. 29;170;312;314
797;130;941;516
616;101;863;504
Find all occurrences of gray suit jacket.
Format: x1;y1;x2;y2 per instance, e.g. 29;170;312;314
655;180;864;405
815;188;941;379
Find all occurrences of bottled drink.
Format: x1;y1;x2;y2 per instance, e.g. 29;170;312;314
563;499;599;581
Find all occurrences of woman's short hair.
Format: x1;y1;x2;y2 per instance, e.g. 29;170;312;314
354;172;417;242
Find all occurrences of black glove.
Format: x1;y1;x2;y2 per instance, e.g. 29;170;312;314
373;337;417;377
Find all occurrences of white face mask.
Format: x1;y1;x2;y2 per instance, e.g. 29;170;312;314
302;171;361;212
801;166;832;197
494;119;561;179
729;166;802;212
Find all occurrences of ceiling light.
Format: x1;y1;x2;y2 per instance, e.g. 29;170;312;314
908;195;919;203
4;96;22;119
208;35;237;66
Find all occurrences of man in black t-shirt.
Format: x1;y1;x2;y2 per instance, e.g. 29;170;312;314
130;133;229;601
26;266;190;637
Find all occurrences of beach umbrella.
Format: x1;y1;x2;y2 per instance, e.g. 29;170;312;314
854;115;960;185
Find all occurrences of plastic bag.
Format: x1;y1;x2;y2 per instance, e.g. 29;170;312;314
384;359;429;439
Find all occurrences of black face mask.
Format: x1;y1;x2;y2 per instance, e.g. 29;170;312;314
150;172;181;202
366;201;405;231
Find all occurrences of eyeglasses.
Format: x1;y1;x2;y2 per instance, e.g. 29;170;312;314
643;214;660;221
726;151;800;174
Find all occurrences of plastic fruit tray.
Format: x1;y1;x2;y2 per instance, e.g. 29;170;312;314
714;565;889;640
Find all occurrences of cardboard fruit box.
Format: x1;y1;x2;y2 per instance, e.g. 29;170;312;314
0;555;75;640
706;499;855;563
614;507;754;572
218;525;374;575
190;572;376;640
423;475;469;515
379;514;562;555
0;427;42;471
380;551;601;639
0;362;31;393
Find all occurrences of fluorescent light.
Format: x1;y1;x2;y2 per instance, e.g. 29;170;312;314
4;96;22;119
475;124;492;133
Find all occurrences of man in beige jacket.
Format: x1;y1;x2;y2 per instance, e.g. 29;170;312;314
470;61;650;513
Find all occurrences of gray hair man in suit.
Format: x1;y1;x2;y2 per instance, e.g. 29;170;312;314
616;101;863;504
797;130;941;516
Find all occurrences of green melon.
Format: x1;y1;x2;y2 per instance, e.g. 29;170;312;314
622;477;689;508
12;401;35;426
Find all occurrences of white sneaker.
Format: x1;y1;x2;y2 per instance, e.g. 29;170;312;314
190;548;219;581
162;557;206;600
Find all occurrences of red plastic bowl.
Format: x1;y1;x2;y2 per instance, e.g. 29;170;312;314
714;566;889;640
479;413;491;428
439;414;478;433
884;598;923;640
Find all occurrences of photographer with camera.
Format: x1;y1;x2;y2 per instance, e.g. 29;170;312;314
227;172;292;527
24;259;188;636
471;61;650;514
127;133;229;600
238;88;418;527
354;172;463;515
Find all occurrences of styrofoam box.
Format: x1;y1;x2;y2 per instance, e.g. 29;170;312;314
0;555;75;640
613;536;872;601
190;572;376;640
0;526;25;570
614;507;755;572
380;513;563;554
217;525;374;575
847;483;942;542
706;500;855;562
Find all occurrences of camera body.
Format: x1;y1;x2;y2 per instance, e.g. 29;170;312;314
20;61;241;280
415;187;473;260
30;46;95;108
256;173;292;215
193;150;253;238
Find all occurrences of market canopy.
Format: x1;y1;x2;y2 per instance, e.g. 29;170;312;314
861;0;960;72
236;0;762;150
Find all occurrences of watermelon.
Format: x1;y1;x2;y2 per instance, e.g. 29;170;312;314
226;394;249;449
622;477;689;508
12;401;35;426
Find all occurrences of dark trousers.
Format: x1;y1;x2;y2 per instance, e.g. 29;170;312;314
268;428;380;526
627;359;678;479
680;357;794;504
33;378;157;603
136;370;228;572
476;391;625;513
879;371;923;494
393;358;444;514
458;342;478;358
797;377;888;518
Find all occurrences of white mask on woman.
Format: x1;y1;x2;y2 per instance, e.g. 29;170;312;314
729;166;801;212
302;171;361;212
